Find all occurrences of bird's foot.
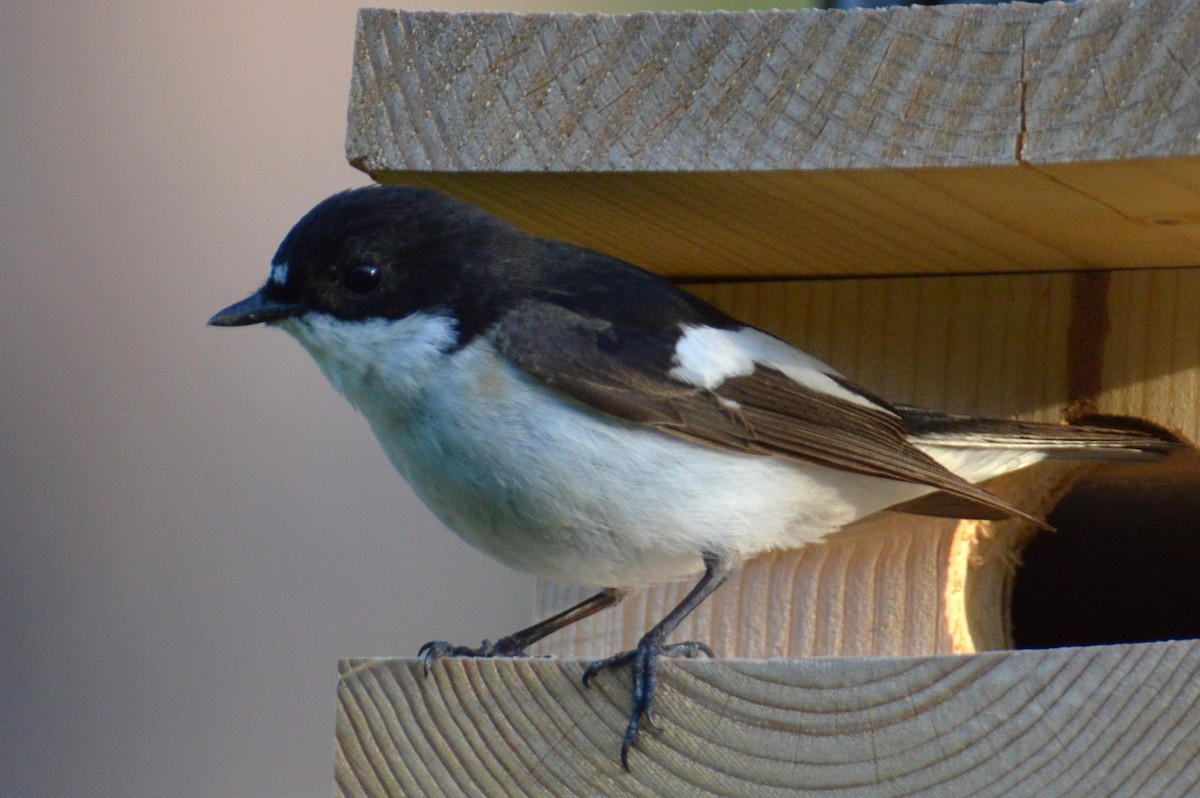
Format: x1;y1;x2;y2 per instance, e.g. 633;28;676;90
417;636;529;676
582;636;714;769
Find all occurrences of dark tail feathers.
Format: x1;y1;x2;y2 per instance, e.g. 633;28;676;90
898;406;1184;461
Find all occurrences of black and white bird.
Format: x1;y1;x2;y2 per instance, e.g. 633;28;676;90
210;185;1179;767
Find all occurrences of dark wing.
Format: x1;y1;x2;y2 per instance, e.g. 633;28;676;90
489;301;1046;527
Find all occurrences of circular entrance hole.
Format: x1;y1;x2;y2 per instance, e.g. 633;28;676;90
1010;448;1200;649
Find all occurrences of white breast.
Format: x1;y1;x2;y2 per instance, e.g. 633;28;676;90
337;338;941;586
276;312;1037;588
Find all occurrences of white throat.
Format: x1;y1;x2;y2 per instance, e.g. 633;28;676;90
275;311;459;415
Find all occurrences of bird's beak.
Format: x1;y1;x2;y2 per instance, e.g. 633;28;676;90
208;289;310;327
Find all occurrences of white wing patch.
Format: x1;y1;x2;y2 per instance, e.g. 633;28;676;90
669;324;888;411
668;325;756;389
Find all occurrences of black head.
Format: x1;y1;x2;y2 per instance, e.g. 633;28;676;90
211;184;738;348
208;186;525;329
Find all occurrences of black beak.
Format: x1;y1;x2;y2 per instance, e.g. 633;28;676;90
208;289;310;327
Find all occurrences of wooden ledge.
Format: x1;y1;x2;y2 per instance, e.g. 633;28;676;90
347;1;1200;279
335;640;1200;797
349;1;1200;172
340;166;1200;280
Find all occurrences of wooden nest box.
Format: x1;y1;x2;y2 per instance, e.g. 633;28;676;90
336;1;1200;794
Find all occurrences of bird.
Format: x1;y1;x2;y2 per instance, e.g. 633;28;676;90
210;185;1180;768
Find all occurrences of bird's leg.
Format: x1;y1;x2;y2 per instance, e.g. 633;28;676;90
419;587;626;674
582;551;733;770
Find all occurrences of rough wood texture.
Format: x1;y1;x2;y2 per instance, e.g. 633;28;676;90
347;2;1200;278
533;268;1199;660
349;1;1200;171
336;641;1200;797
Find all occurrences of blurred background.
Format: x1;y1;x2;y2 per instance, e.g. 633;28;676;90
1;1;1055;796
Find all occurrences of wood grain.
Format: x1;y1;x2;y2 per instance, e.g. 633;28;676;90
1100;268;1200;439
351;164;1200;280
348;1;1200;172
345;2;1200;279
336;641;1200;797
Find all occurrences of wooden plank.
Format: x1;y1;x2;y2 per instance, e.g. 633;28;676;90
348;1;1200;172
345;2;1200;279
336;641;1200;797
1020;0;1200;164
359;164;1200;280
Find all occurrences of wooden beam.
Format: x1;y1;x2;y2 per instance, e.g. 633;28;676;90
336;641;1200;797
347;2;1200;279
348;2;1200;171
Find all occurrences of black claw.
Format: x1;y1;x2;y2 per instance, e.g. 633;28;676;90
418;640;462;676
643;703;660;732
620;729;637;771
417;637;530;677
582;649;635;688
582;635;715;770
664;640;714;660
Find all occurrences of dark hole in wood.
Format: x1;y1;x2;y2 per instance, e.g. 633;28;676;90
1011;449;1200;649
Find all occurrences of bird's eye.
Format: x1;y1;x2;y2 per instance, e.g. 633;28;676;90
343;263;381;294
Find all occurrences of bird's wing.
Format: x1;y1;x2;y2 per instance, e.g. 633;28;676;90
489;301;1045;526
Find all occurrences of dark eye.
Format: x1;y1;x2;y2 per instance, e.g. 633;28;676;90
343;263;381;294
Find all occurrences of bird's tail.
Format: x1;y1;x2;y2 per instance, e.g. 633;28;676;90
898;405;1184;461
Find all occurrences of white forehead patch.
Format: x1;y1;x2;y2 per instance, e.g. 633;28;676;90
269;262;289;286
